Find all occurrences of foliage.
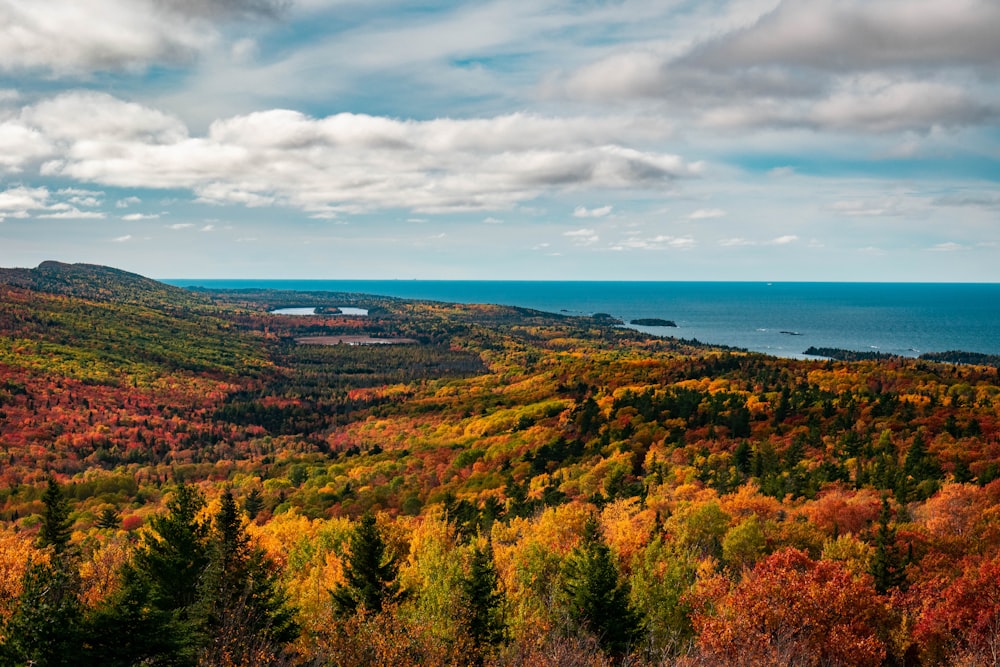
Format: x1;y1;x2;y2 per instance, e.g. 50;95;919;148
332;513;401;616
694;548;890;666
561;515;643;657
3;263;1000;664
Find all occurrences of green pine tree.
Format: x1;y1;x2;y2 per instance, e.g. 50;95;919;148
243;487;264;520
39;477;72;553
870;496;906;594
2;560;83;666
95;506;120;530
331;512;401;616
132;482;211;615
82;566;186;667
460;542;506;664
94;482;212;666
562;515;643;657
195;489;299;664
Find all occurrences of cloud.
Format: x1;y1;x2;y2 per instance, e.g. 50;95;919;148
932;193;1000;209
0;186;50;218
828;198;907;217
573;205;612;218
38;207;105;219
564;228;599;245
561;0;1000;133
718;234;798;247
123;213;160;220
928;241;966;252
686;0;1000;72
689;208;726;220
0;0;286;74
809;77;995;132
111;234;133;242
610;234;698;251
168;222;195;229
611;234;695;250
116;196;142;208
482;216;503;224
0;122;52;172
8;94;697;214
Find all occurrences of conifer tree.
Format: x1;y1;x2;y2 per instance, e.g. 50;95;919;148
460;542;506;663
243;487;264;520
133;482;211;614
86;482;211;666
562;515;643;657
2;561;84;667
96;506;120;530
39;477;72;553
332;512;400;616
3;478;85;666
870;496;906;594
195;489;298;664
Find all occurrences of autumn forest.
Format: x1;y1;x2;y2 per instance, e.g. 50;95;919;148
1;261;999;666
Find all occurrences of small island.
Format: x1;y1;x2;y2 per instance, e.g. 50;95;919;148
630;318;677;327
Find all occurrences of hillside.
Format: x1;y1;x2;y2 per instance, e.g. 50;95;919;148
1;263;1000;666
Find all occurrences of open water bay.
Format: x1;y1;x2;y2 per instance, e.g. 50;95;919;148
166;280;1000;359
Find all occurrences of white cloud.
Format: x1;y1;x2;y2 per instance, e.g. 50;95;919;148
0;0;285;75
561;0;1000;133
687;0;1000;72
688;208;726;220
610;234;696;251
0;186;50;217
38;207;105;219
719;237;752;247
231;38;259;64
573;205;612;218
111;234;132;242
0;122;53;172
11;95;696;214
718;234;798;246
168;222;195;229
482;216;503;224
564;228;599;245
928;241;966;252
123;213;160;220
810;77;995;132
116;196;142;208
828;197;910;217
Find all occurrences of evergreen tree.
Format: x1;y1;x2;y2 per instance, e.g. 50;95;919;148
460;542;506;664
39;477;72;553
95;506;120;530
4;478;84;665
870;496;906;594
332;512;400;616
82;566;186;667
562;515;643;657
2;561;83;666
133;482;210;615
93;482;211;666
243;487;264;520
195;489;299;664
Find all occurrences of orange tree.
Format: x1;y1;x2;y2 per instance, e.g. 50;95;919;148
694;548;891;667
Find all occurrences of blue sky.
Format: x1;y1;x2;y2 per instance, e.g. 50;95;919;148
1;0;998;280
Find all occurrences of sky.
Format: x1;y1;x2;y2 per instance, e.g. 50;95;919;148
0;0;998;281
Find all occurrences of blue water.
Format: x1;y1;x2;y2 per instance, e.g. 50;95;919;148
166;280;1000;358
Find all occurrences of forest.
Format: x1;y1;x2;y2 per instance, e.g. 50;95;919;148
1;261;1000;666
